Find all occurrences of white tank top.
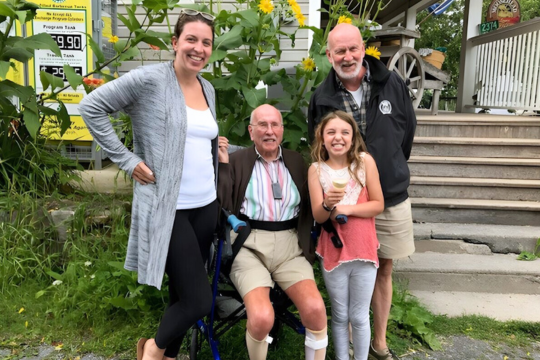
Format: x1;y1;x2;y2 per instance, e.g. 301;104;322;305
176;106;218;209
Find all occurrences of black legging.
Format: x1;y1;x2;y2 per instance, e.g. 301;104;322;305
155;199;218;358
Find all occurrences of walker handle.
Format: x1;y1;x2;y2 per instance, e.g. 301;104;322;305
222;209;246;233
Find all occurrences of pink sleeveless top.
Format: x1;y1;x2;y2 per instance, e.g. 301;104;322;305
314;155;379;272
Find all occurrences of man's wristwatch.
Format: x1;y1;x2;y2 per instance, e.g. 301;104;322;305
322;201;335;212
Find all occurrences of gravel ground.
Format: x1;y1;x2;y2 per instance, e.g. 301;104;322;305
2;336;539;360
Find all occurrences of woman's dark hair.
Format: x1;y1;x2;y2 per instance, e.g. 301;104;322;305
174;11;215;42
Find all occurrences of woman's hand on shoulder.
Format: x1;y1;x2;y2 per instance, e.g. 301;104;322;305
132;162;156;185
218;136;229;163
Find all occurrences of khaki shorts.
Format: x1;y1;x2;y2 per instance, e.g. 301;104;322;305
230;229;315;299
375;198;415;260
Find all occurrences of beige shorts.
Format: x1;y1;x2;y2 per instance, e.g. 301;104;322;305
229;229;315;299
375;198;415;260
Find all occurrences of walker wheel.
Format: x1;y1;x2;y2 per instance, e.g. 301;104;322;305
189;326;199;359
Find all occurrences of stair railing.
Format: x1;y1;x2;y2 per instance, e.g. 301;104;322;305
469;18;540;111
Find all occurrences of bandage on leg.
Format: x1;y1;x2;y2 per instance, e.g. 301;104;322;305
246;330;272;360
305;327;328;360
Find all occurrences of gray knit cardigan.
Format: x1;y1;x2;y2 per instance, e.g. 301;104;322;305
79;61;217;289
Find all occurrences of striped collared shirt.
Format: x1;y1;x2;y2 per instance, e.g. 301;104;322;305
336;59;372;137
240;146;300;221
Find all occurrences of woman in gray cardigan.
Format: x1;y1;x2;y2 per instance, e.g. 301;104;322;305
79;10;220;360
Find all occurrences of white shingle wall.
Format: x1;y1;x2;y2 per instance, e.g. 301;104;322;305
115;0;310;75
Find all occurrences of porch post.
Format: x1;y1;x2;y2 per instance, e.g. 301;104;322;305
456;0;483;113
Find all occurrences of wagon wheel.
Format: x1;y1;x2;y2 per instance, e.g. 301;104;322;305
386;47;425;109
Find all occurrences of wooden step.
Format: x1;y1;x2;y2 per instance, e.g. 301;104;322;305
412;137;540;158
415;117;540;138
408;156;540;179
409;176;540;201
411;197;540;226
394;253;540;294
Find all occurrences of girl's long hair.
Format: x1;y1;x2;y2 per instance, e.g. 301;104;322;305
310;110;368;186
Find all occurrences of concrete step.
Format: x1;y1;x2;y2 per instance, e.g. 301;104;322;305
413;222;540;254
411;198;540;226
414;239;494;255
415;116;540;139
394;252;540;294
412;137;540;158
409;156;540;180
409;290;540;321
409;176;540;201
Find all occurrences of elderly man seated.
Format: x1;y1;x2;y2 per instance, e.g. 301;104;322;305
217;104;327;360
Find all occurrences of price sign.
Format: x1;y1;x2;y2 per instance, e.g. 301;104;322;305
40;65;83;81
480;20;499;34
50;33;83;51
28;0;94;141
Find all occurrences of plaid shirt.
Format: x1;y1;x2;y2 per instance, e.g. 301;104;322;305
335;60;372;137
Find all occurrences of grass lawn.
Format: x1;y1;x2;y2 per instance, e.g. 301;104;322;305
1;192;539;359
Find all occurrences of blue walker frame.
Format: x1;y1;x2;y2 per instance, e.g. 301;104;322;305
189;211;306;359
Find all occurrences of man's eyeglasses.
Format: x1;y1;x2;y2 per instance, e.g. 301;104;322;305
179;9;215;21
250;122;283;130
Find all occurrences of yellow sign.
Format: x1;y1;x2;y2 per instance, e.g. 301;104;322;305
28;0;94;141
42;115;93;141
35;11;85;23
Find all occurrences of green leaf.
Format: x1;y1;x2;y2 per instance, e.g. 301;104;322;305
15;33;62;57
114;39;129;53
236;9;259;27
257;58;271;72
16;1;40;11
46;270;63;280
15;10;27;23
40;71;64;91
118;46;140;62
117;12;136;32
242;86;266;109
214;25;244;51
208;49;227;63
262;68;287;86
139;35;168;50
2;47;34;62
107;261;126;270
0;61;10;79
0;2;16;18
142;0;178;11
126;5;141;32
23;107;40;138
517;251;537;261
87;34;105;63
63;64;83;90
109;296;137;309
35;290;46;299
57;102;71;135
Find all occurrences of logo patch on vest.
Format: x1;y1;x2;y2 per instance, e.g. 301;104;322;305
379;100;392;114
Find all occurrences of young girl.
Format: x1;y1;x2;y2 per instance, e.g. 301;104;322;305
308;110;384;360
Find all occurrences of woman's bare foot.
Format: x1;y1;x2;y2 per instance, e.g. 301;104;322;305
141;338;165;360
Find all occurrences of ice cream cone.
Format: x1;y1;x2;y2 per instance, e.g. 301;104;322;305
332;178;348;190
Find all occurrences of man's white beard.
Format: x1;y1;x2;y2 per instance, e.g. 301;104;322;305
334;62;361;80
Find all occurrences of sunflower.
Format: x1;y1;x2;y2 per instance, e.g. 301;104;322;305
258;0;274;14
338;15;352;24
296;12;306;26
365;46;381;60
301;57;315;72
288;0;305;26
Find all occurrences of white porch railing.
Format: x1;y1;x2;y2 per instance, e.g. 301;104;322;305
470;18;540;111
